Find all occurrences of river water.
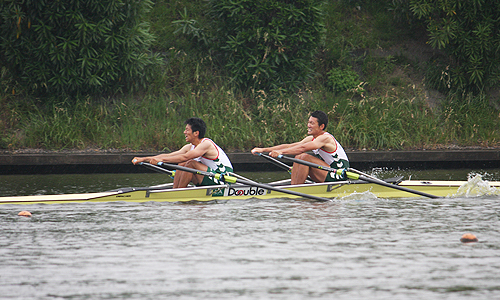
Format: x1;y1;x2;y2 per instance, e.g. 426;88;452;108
1;169;500;299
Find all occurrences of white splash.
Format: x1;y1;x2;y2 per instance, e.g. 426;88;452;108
339;190;378;201
454;174;500;197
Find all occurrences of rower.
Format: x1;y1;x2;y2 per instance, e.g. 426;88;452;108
132;117;233;188
251;110;349;185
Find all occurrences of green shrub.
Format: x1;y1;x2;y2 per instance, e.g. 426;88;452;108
409;0;500;95
0;0;161;96
207;0;325;92
151;0;209;53
327;67;364;95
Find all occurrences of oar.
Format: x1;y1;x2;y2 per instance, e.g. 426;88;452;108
274;154;441;199
257;152;292;174
347;168;380;182
144;162;332;202
229;172;259;184
257;153;316;183
141;161;175;178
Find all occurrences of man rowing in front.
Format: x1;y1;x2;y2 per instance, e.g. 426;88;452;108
251;110;349;184
132;117;233;188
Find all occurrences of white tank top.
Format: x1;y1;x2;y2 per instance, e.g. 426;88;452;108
190;138;233;173
311;132;349;166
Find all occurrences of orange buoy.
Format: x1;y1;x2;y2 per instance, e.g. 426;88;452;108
460;233;478;243
18;211;32;217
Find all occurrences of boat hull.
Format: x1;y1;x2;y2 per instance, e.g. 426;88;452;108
2;179;499;205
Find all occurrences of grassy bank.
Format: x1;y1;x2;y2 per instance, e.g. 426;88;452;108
1;1;499;152
2;89;498;152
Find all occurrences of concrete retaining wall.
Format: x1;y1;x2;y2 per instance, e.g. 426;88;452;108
1;149;499;174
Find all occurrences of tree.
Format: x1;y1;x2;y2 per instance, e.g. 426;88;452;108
0;0;161;96
410;0;500;94
208;0;325;92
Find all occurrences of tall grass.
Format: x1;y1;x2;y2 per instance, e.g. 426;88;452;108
333;96;437;149
3;87;499;152
437;95;499;147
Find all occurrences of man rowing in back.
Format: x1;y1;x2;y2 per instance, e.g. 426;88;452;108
132;117;233;188
251;110;349;184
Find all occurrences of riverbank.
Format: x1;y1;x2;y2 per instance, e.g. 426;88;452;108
1;148;499;174
2;1;499;160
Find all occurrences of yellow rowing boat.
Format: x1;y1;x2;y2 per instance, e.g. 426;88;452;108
1;175;499;205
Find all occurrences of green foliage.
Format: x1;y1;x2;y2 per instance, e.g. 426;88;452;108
207;0;325;92
389;0;419;27
317;0;406;89
361;54;399;94
1;0;500;153
0;0;162;96
409;0;500;94
327;67;364;95
172;8;209;48
149;0;209;53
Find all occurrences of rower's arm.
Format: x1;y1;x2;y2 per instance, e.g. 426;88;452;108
271;135;332;157
132;144;191;165
251;141;304;155
157;142;212;164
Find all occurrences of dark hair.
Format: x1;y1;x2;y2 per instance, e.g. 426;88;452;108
185;117;206;138
310;110;328;130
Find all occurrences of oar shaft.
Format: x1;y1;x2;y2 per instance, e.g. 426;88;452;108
154;162;331;202
142;162;175;176
229;172;259;184
356;174;440;198
260;153;318;182
347;168;379;181
157;162;236;183
277;155;441;199
232;178;331;202
258;153;292;173
276;155;346;178
345;168;439;198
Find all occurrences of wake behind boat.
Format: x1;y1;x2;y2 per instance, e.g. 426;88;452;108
1;175;499;205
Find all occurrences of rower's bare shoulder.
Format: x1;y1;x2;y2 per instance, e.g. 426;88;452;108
315;134;333;143
317;134;337;151
302;136;314;143
200;139;218;157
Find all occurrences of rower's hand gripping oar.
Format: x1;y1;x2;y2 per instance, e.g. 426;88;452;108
143;162;332;202
274;154;441;199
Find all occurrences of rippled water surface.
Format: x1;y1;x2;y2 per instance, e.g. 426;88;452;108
1;170;500;299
